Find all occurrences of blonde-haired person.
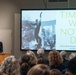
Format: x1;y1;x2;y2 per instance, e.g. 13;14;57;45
26;50;37;67
48;50;67;73
27;64;51;75
0;55;20;75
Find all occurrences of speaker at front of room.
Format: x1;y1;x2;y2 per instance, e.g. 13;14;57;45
0;42;3;52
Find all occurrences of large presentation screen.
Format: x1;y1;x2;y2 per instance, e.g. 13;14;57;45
20;9;76;51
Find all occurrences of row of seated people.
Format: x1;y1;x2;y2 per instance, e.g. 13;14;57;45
0;49;76;75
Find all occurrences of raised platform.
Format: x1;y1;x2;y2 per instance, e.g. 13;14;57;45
0;53;11;64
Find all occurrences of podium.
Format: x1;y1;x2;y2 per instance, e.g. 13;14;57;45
0;53;11;64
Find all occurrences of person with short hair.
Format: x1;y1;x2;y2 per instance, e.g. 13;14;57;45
37;48;45;56
60;50;69;68
19;54;30;75
37;48;49;65
27;64;51;75
60;50;67;61
68;53;76;60
50;69;62;75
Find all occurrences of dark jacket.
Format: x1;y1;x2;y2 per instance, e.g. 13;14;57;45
50;63;67;73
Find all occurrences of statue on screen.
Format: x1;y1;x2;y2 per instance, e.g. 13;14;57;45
0;41;3;52
34;12;42;49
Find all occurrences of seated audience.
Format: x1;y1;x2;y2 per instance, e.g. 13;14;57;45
27;64;51;75
65;57;76;75
60;51;68;62
26;50;37;67
0;55;20;75
48;50;67;73
19;54;31;75
60;50;69;67
68;53;76;60
37;48;49;65
50;69;62;75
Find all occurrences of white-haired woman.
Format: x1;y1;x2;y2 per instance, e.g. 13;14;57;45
37;48;49;65
0;55;20;75
69;53;76;60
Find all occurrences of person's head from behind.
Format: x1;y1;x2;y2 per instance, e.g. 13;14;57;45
20;54;31;75
37;57;44;64
20;54;30;64
48;50;63;66
50;69;62;75
1;55;20;75
27;64;51;75
65;57;76;75
60;50;67;59
69;53;76;60
26;50;37;66
37;48;45;57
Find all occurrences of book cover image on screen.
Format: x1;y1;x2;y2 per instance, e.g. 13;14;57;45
21;9;76;51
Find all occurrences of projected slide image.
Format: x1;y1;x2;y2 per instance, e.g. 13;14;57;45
21;9;76;51
21;11;56;50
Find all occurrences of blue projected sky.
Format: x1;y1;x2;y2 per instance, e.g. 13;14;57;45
22;10;56;21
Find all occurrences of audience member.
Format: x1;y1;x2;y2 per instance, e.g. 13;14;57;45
60;50;69;68
37;48;49;65
2;49;76;75
65;57;76;75
68;53;76;60
48;50;67;73
19;50;37;75
50;69;62;75
27;64;51;75
26;50;37;67
0;55;20;75
19;54;30;75
60;51;67;62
